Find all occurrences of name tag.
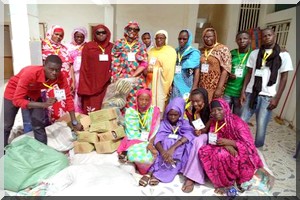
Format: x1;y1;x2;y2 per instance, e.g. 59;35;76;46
127;52;136;62
175;65;182;74
99;54;109;61
208;132;217;145
76;56;82;63
254;69;263;77
168;134;178;139
192;118;205;130
201;63;209;73
54;89;66;101
140;130;149;142
149;57;157;65
235;68;244;78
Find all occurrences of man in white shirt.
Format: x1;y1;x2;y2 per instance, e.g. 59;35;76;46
240;27;293;148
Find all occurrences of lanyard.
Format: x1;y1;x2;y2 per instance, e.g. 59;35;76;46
172;126;179;134
45;39;60;55
138;109;149;129
125;40;136;51
263;50;272;62
42;79;58;89
177;46;191;64
204;43;218;61
214;121;226;133
98;45;105;54
237;49;250;66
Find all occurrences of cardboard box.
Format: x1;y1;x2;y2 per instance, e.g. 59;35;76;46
79;115;91;131
89;119;119;133
89;108;119;122
56;113;88;128
94;139;121;154
77;131;99;143
97;125;125;141
73;141;94;154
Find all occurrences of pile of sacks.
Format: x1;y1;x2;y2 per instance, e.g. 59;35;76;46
74;107;125;154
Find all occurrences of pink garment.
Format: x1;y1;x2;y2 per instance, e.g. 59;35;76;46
198;98;263;188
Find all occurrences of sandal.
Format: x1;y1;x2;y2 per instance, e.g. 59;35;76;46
181;179;194;193
139;174;151;187
149;177;160;186
118;151;127;163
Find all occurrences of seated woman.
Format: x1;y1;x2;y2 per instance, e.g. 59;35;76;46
181;88;210;193
198;98;273;194
145;97;195;186
117;88;160;179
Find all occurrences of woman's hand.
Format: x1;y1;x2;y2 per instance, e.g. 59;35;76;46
147;143;158;159
194;129;202;136
217;138;235;146
224;145;237;157
162;147;175;164
213;87;223;98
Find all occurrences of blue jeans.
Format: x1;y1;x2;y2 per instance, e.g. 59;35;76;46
223;94;242;116
21;109;32;133
240;92;272;147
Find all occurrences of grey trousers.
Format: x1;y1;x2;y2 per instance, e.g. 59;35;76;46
4;98;47;147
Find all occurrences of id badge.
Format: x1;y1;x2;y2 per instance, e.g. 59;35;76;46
208;132;217;145
140;130;149;142
254;69;263;77
201;63;209;73
149;57;157;65
192;118;205;130
128;52;136;61
235;68;244;78
175;65;182;74
76;56;82;63
54;89;66;101
99;54;109;61
168;134;178;139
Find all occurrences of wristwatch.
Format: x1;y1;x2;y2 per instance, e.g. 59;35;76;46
71;120;78;126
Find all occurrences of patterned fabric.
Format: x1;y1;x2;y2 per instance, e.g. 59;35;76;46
42;25;72;122
199;28;232;103
67;27;88;113
111;38;148;109
127;141;154;164
171;30;200;99
198;98;264;188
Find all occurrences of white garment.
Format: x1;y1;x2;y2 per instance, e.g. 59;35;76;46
245;49;293;96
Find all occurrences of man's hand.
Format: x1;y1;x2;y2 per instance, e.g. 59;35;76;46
43;97;57;108
229;73;236;80
267;97;279;110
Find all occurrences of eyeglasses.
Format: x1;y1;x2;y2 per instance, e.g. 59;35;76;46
96;31;107;35
127;27;140;33
178;38;188;41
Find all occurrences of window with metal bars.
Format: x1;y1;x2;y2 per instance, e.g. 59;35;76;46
238;4;261;32
266;21;290;49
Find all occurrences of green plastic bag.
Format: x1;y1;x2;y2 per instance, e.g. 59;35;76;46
4;136;69;192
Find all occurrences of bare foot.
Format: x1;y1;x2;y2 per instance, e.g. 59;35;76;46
214;188;225;195
181;179;194;193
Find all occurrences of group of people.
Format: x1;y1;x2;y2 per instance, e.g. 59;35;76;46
3;20;293;194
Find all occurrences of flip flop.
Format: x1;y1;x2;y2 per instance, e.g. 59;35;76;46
182;180;194;193
139;174;151;187
149;177;159;186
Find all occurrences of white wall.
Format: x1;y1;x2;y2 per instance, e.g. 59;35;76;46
37;4;106;44
258;6;297;128
115;4;199;48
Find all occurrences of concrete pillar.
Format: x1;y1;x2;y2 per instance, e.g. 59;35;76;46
9;2;42;75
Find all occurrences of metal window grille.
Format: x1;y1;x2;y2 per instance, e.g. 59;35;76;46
266;21;290;49
238;3;261;32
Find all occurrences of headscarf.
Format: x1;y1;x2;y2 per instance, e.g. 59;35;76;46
124;21;140;39
154;30;168;47
154;97;195;145
71;26;88;45
141;31;154;51
93;24;111;48
175;29;200;70
249;43;282;109
134;88;152;113
202;27;217;49
45;25;64;44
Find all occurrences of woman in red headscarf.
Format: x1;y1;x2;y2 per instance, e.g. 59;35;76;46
117;88;160;178
41;25;74;122
77;24;114;114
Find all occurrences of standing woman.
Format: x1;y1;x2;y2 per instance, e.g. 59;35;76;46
42;25;74;122
77;24;113;114
68;27;88;113
146;30;176;117
141;32;154;52
111;21;148;110
198;28;231;103
171;29;200;99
